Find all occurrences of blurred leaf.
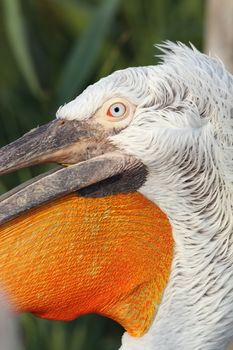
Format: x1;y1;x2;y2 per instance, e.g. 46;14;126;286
69;320;88;350
49;0;93;34
57;0;120;104
0;180;7;194
50;322;67;350
20;314;41;350
2;0;43;98
17;168;33;184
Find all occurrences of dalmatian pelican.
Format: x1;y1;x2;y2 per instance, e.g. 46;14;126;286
0;42;232;350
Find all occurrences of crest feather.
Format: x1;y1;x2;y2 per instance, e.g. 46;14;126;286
155;41;233;186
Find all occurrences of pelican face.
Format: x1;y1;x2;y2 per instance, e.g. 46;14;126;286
0;95;150;224
0;99;147;218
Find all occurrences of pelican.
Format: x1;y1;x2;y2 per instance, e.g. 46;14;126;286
0;42;232;350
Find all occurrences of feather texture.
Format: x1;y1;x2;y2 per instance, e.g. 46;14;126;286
57;42;233;349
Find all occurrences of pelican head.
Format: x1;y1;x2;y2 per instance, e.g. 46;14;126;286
0;42;233;350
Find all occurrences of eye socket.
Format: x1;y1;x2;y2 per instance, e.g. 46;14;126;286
107;102;127;119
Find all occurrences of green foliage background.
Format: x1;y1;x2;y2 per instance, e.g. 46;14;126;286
0;0;204;349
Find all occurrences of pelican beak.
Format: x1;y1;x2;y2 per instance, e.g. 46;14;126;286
0;118;146;224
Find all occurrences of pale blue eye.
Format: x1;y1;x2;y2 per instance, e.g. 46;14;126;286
108;103;126;117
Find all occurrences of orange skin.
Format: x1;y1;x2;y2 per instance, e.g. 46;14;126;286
0;192;173;336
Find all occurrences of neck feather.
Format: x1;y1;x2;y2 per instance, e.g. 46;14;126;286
121;128;233;350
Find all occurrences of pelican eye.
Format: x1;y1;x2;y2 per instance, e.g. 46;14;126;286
107;102;127;119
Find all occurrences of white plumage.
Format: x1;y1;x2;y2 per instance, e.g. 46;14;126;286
57;42;233;349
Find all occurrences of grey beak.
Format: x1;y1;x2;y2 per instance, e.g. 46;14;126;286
0;119;142;224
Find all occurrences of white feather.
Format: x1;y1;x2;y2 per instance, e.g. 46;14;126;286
57;42;233;350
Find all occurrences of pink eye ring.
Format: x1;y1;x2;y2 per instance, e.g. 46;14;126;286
107;102;127;118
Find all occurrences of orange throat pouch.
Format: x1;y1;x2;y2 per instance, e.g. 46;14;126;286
0;192;173;337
